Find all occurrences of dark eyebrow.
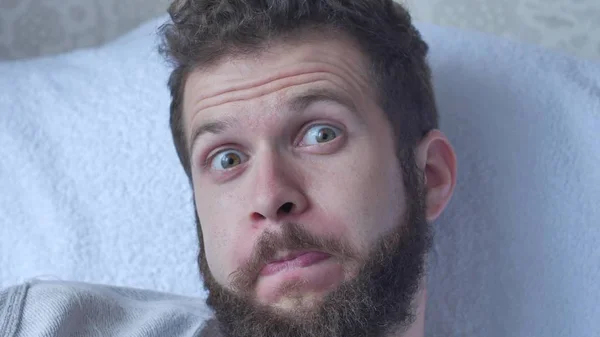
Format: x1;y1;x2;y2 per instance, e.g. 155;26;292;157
188;117;237;154
289;88;359;116
188;88;359;153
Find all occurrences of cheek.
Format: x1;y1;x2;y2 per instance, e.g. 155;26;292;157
307;143;405;247
194;186;244;285
360;156;406;240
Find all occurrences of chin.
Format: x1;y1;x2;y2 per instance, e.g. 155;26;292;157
258;291;329;325
271;289;328;311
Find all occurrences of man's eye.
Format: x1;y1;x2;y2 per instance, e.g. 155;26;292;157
301;124;341;146
210;150;247;170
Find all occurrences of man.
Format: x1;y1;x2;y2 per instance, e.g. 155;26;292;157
0;0;456;336
160;0;456;336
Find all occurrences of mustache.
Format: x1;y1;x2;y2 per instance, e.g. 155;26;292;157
229;223;359;293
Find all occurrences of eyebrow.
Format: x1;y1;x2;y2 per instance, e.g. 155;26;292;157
188;117;238;154
288;88;359;118
188;88;358;153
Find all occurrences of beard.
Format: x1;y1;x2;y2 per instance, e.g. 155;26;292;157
194;151;432;337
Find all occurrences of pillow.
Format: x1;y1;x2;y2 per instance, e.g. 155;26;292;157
1;16;598;337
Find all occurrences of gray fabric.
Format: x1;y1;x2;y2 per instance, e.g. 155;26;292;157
0;0;599;61
0;284;27;337
0;281;214;337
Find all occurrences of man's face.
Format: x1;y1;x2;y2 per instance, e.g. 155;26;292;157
182;33;431;336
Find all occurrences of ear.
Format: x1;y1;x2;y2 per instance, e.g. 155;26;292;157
415;130;457;222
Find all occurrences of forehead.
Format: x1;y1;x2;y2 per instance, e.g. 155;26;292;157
181;33;374;134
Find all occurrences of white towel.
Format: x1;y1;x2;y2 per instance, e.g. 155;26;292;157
0;16;598;337
420;24;600;336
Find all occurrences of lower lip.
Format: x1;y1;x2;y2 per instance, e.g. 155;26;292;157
260;252;331;276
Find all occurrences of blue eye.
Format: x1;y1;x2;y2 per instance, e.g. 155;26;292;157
210;150;247;170
301;125;341;146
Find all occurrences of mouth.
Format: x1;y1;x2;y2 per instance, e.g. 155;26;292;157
260;251;332;276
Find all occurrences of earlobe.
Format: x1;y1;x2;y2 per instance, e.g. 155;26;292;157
415;130;457;222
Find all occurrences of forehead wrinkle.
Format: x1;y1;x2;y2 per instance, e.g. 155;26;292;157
188;73;361;126
186;45;372;113
192;71;332;114
190;55;369;111
194;64;329;104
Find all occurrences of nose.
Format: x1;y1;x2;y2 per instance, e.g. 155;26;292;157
248;150;308;223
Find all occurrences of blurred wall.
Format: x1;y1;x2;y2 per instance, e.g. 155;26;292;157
0;0;599;61
0;0;171;60
404;0;600;62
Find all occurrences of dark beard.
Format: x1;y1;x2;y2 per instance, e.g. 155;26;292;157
195;153;432;337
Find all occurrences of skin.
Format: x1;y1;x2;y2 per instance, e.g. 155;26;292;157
182;32;456;337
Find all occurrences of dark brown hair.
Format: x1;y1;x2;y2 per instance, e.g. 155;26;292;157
158;0;438;180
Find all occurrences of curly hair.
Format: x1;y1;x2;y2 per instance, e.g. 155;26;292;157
158;0;438;181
